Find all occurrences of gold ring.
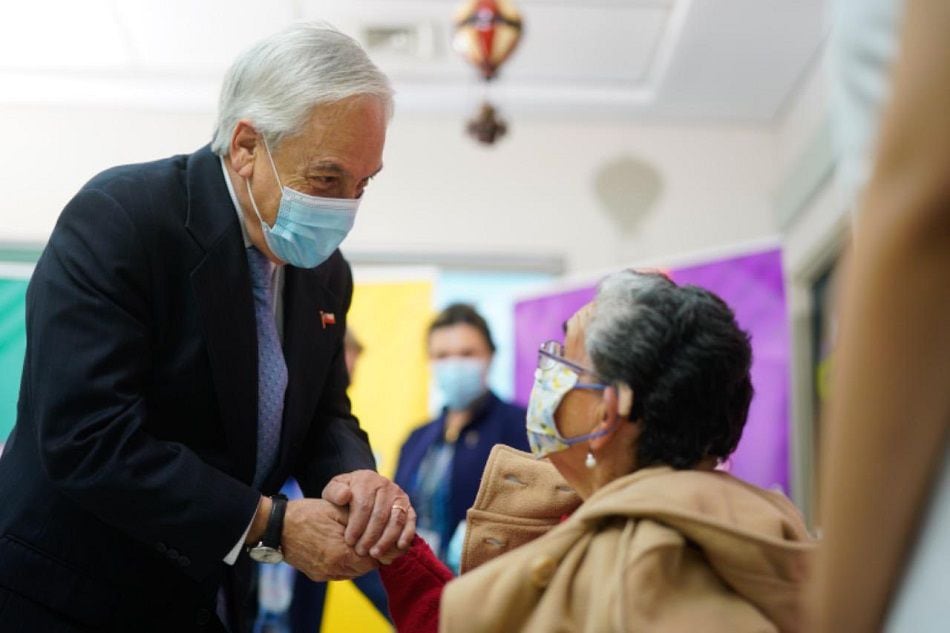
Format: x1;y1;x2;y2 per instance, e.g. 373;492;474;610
391;504;408;515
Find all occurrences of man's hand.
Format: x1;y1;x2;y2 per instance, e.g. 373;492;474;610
281;498;377;581
321;470;416;563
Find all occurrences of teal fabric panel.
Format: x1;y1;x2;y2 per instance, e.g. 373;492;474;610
0;279;28;443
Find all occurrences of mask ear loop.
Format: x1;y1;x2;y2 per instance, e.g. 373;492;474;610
557;377;614;447
259;136;284;189
245;179;269;227
245;135;283;228
582;382;633;469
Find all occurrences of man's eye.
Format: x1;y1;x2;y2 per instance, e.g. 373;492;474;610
311;176;338;186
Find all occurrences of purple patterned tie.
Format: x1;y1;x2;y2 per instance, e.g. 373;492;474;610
246;246;288;488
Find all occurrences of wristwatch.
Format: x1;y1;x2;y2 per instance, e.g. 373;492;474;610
247;494;288;564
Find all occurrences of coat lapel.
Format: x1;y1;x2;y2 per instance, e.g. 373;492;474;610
265;265;343;491
185;146;258;484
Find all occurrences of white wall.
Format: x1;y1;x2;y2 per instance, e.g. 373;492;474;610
2;104;215;244
1;104;779;274
356;113;779;272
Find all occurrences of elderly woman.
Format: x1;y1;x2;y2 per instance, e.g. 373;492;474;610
377;270;814;633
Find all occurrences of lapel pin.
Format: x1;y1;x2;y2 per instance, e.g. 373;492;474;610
320;311;336;329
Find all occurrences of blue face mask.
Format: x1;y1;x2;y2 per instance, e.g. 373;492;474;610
246;139;359;269
434;358;488;411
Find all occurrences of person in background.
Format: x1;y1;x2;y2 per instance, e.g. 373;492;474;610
809;0;950;630
378;271;815;633
344;328;365;379
393;304;529;567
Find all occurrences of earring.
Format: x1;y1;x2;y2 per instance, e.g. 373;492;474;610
585;450;597;469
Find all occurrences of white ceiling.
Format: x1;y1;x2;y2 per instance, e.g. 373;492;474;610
0;0;828;123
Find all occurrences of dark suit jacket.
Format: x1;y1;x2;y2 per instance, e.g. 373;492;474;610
393;392;529;556
0;146;375;632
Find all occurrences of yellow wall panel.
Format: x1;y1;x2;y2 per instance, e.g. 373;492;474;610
322;580;392;633
323;277;434;633
346;279;434;477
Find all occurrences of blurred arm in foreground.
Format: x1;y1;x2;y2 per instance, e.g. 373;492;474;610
809;0;950;630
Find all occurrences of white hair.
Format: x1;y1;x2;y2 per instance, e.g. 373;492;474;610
210;22;394;156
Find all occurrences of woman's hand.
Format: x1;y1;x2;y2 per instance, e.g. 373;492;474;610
322;469;417;563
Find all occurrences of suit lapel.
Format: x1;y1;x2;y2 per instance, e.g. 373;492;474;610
185;146;258;484
266;265;343;491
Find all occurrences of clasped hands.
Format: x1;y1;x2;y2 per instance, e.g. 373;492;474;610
277;470;416;582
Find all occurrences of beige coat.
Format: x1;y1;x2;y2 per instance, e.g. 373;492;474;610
441;446;814;633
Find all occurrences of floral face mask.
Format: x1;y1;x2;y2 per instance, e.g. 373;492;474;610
524;341;610;459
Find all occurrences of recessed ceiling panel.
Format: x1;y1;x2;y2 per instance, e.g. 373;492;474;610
500;4;670;85
301;0;671;88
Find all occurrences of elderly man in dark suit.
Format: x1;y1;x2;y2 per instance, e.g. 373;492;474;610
0;23;415;632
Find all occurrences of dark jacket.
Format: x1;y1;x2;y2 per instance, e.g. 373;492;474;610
0;146;374;632
393;391;529;552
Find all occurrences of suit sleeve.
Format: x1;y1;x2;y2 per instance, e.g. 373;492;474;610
27;188;260;582
293;256;376;497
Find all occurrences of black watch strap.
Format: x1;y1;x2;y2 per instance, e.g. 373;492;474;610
261;494;288;549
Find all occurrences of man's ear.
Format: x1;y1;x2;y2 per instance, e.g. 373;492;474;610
229;120;260;179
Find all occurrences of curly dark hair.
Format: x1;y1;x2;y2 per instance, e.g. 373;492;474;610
586;270;754;469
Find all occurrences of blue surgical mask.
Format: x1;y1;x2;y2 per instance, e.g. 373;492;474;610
434;358;488;411
245;139;359;268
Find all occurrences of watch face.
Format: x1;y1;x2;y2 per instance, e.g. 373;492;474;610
249;546;283;564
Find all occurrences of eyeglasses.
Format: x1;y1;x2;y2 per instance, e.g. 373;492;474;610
537;340;607;391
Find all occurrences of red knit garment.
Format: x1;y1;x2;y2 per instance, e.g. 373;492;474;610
378;536;453;633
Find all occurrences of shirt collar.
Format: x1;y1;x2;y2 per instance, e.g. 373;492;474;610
219;156;252;248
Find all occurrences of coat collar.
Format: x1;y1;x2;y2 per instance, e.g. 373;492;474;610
434;391;502;432
184;145;237;253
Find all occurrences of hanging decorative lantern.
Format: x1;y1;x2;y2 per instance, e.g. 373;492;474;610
453;0;523;81
454;1;523;146
467;102;508;145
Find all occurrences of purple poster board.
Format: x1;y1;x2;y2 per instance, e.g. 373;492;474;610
513;248;789;492
513;285;596;406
